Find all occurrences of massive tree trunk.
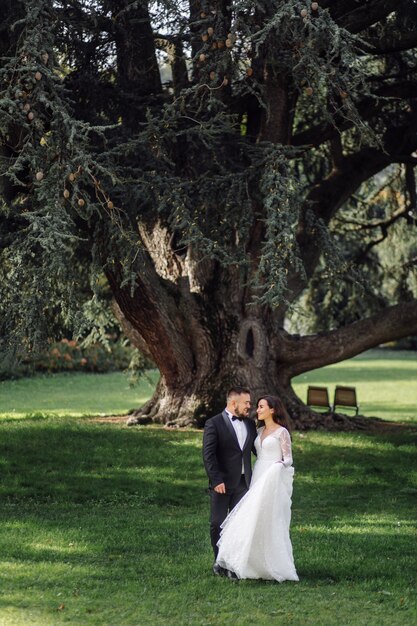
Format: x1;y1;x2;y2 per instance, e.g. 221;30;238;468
113;275;417;429
108;215;417;429
102;0;417;430
4;0;415;431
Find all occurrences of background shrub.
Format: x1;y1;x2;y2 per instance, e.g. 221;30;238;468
0;338;153;380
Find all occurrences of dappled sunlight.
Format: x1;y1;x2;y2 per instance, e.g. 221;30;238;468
293;431;416;452
27;540;89;556
0;421;207;511
0;416;415;625
296;474;393;489
294;516;416;536
167;437;203;449
291;519;416;585
0;550;96;583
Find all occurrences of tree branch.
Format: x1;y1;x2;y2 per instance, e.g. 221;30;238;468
293;82;417;149
364;30;417;55
278;300;417;376
292;114;417;289
296;147;390;257
106;253;195;387
324;0;399;34
337;206;409;231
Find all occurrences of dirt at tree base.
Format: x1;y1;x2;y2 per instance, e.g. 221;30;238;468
89;414;415;433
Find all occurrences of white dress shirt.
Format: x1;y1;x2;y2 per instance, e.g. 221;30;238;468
226;409;247;474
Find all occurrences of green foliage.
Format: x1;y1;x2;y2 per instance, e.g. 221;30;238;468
288;165;417;332
256;144;307;304
1;0;416;359
0;337;135;379
241;0;375;136
0;0;142;362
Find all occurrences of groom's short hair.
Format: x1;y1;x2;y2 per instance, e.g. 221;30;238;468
227;386;251;401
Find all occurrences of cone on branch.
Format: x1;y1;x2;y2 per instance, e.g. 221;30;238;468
3;0;416;433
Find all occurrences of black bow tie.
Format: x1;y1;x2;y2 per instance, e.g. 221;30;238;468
232;416;243;421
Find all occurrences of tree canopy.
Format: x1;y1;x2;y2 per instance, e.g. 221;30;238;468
1;0;417;427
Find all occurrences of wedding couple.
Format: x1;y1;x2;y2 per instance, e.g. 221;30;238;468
202;386;299;582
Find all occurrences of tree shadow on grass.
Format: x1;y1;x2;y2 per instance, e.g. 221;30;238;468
291;429;417;531
0;421;207;507
292;527;416;585
0;423;211;617
0;421;415;607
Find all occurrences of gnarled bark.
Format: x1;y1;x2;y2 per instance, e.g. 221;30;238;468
108;224;417;429
100;1;417;431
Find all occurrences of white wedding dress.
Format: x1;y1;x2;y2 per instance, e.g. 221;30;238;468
216;426;299;582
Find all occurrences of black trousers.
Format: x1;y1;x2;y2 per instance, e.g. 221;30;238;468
209;475;248;559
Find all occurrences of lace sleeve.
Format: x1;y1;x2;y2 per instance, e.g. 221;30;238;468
278;428;293;467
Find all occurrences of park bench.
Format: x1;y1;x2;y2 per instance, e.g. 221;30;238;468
306;386;331;412
333;385;359;415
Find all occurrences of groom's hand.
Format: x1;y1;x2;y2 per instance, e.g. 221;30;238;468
214;482;226;494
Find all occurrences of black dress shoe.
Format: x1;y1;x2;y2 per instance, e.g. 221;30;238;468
226;569;239;580
213;562;227;576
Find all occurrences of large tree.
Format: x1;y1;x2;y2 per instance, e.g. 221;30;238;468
1;0;417;428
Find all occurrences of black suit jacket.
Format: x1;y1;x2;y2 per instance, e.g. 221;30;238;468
203;410;257;492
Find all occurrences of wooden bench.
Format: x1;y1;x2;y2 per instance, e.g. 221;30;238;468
306;386;331;412
333;386;359;415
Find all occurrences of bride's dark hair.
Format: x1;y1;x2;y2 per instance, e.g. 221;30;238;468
256;395;291;431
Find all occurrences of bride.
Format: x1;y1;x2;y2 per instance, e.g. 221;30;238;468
216;395;299;582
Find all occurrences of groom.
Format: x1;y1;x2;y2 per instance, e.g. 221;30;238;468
202;386;257;575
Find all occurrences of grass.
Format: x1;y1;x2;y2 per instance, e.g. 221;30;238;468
0;349;416;625
293;349;417;423
0;371;159;419
0;349;415;424
0;420;415;626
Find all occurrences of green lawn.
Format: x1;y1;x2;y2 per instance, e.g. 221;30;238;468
0;419;415;626
293;349;417;423
0;371;159;419
0;350;416;625
1;349;416;423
